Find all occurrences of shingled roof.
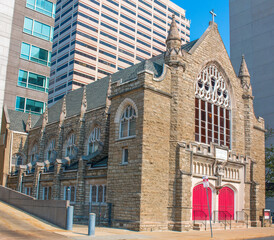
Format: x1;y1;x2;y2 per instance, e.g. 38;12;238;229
32;39;198;129
7;109;40;132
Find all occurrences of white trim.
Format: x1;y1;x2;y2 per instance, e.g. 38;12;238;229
114;98;138;124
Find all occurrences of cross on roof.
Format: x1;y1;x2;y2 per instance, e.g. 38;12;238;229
210;9;217;22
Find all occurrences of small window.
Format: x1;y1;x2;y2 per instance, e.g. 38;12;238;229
65;134;75;157
25;187;32;196
42;186;52;200
64;185;76;202
46;139;55;160
88;127;101;154
122;148;128;164
12;154;23;165
119;105;136;138
89;185;106;203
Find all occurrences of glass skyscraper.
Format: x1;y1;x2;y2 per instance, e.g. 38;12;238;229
48;0;190;105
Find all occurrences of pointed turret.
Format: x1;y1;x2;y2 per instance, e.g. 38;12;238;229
166;14;181;43
59;96;67;126
41;106;48;132
165;14;183;65
80;86;87;119
105;76;112;114
26;113;31;132
238;55;251;91
238;55;250;78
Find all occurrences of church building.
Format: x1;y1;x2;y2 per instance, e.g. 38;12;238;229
0;16;266;231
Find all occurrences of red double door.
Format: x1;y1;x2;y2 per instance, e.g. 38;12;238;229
192;184;212;220
192;184;234;221
218;186;234;220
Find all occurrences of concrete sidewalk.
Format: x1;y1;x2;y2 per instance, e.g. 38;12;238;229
59;224;274;240
0;200;273;240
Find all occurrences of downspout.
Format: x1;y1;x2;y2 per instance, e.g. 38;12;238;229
19;174;23;193
36;172;41;199
9;131;13;174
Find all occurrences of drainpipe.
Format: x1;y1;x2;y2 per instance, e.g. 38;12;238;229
19;174;23;193
9;131;13;174
36;172;41;199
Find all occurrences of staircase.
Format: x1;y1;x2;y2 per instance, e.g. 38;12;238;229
193;221;248;231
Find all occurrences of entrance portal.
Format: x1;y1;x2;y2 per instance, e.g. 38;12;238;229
192;184;212;220
218;186;234;220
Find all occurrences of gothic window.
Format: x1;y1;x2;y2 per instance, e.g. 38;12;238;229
119;105;137;138
195;65;231;148
42;186;52;200
25;187;32;196
46;139;55;160
64;185;76;202
29;144;37;162
89;185;106;203
87;127;100;155
65;134;75;157
12;154;23;166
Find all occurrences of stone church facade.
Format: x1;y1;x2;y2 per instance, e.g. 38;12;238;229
0;18;266;231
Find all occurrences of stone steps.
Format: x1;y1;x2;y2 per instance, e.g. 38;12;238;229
193;221;248;231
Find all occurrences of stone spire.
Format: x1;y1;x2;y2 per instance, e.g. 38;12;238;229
59;95;67;126
166;14;181;42
238;55;250;78
105;76;112;114
80;86;87;119
165;14;183;64
41;106;48;132
26;113;31;132
238;55;251;91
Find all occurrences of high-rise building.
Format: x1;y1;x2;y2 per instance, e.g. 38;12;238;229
48;0;190;105
230;0;274;145
0;0;56;128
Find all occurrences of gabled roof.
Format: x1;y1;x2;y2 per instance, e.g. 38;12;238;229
7;109;40;132
33;39;198;129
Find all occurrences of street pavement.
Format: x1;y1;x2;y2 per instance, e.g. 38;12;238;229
0;201;273;240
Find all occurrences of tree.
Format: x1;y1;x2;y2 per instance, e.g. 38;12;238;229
265;128;274;198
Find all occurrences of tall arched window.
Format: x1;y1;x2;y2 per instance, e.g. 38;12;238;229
87;127;100;154
12;153;23;166
29;144;37;162
120;105;137;138
195;65;231;148
46;139;55;160
65;134;75;157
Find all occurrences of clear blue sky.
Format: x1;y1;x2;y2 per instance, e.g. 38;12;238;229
172;0;230;54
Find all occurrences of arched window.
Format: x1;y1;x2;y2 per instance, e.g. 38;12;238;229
46;139;55;160
119;105;137;138
29;144;37;162
65;134;75;157
87;127;101;155
12;153;23;166
195;64;231;148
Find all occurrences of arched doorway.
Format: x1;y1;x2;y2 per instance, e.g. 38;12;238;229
192;184;212;220
218;186;234;220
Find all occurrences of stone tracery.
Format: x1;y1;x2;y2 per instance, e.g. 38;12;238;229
195;64;230;108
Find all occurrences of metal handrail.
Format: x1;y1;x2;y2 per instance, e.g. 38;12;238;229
215;210;232;229
193;210;207;230
236;210;248;228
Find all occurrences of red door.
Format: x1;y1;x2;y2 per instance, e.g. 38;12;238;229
218;186;234;220
192;184;212;220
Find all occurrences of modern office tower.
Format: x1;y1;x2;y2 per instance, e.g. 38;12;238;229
48;0;190;105
230;0;274;145
0;0;56;126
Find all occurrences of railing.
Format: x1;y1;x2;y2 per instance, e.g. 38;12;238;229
193;210;208;230
213;210;232;230
236;210;248;228
89;202;112;227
